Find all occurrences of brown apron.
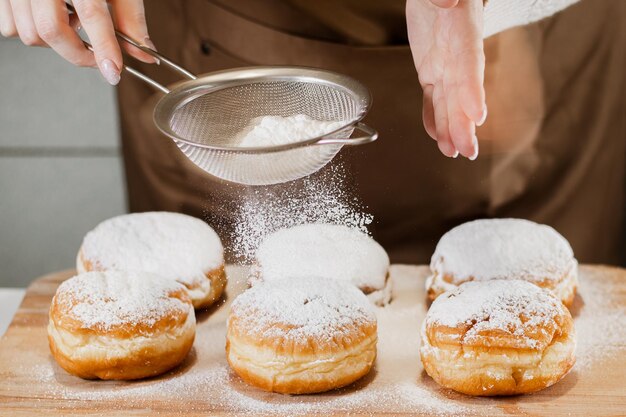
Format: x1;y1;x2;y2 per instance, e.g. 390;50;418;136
117;0;626;264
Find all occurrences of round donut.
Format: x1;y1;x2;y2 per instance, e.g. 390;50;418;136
48;271;196;380
420;279;576;396
226;277;378;394
77;212;226;309
251;224;392;306
426;218;578;306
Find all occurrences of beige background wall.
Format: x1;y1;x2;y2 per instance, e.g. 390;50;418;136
0;37;126;287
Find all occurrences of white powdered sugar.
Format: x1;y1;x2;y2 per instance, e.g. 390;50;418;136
237;114;345;147
254;223;389;291
230;162;373;262
431;218;577;284
426;279;563;349
574;267;626;369
230;277;376;344
80;212;224;287
54;271;189;331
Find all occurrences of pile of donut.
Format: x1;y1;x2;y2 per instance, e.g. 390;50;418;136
48;213;577;397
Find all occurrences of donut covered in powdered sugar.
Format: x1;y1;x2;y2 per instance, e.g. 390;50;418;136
77;212;226;309
426;218;578;306
226;277;378;394
420;279;576;396
48;271;196;380
251;223;392;306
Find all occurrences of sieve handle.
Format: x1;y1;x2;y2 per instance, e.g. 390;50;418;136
66;2;196;93
316;122;378;146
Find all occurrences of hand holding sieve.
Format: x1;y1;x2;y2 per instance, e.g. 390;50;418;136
69;4;378;185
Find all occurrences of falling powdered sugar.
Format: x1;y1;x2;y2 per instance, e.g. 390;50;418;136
230;161;373;262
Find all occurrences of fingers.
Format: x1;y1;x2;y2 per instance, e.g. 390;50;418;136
457;47;486;125
451;1;486;124
447;86;478;159
429;0;459;8
432;83;458;158
31;0;95;68
73;0;122;85
422;84;437;140
110;0;158;64
0;0;17;37
9;0;44;45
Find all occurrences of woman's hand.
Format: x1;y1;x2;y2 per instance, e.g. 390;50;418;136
407;0;486;159
0;0;156;85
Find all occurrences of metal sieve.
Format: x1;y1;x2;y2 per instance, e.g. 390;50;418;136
151;67;377;185
74;13;378;185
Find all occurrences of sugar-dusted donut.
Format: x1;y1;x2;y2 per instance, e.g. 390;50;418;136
226;277;377;394
77;212;226;309
420;279;576;396
426;218;577;306
48;271;195;380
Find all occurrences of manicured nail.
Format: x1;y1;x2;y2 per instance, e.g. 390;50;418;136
143;37;160;64
100;59;120;85
468;136;479;161
440;141;458;158
477;106;488;126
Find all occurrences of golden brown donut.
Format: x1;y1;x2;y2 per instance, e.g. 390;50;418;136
226;277;377;394
420;279;576;396
426;218;578;306
77;212;227;309
48;271;196;380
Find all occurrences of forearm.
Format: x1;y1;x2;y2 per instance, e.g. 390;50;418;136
483;0;581;38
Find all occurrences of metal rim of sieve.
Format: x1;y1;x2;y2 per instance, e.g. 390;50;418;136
152;66;375;154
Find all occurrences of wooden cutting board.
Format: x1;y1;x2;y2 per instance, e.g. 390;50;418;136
1;265;625;416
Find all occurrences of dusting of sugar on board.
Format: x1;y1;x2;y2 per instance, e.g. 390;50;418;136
237;114;345;147
53;271;189;331
573;267;626;370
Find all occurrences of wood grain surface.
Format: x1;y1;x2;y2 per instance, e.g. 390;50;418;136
0;265;624;416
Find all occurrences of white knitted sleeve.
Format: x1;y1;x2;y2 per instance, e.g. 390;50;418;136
483;0;581;38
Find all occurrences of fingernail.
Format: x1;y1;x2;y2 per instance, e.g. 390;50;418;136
477;106;488;126
452;149;459;158
143;37;160;64
100;59;120;85
143;37;157;50
468;136;479;161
